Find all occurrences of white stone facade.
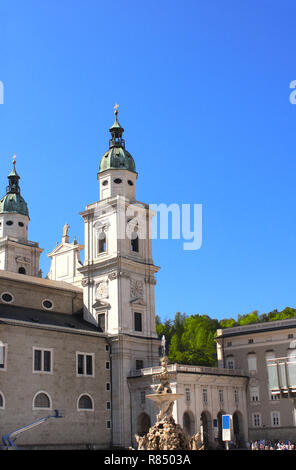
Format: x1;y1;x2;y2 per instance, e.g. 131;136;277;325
128;363;249;449
0;212;43;277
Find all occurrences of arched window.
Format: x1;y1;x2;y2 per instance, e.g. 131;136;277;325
0;391;4;409
98;231;107;254
33;392;51;409
78;394;94;410
131;233;139;252
18;267;26;275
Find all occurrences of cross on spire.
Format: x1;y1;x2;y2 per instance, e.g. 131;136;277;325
114;103;119;117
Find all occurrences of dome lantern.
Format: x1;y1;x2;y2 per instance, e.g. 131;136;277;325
99;106;136;174
0;156;29;217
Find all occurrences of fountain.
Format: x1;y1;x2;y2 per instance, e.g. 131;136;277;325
135;338;204;450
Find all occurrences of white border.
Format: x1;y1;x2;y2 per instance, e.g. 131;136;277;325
77;393;94;411
0;390;5;409
0;291;14;304
76;351;95;377
0;342;7;371
32;347;53;374
32;391;52;410
41;299;54;311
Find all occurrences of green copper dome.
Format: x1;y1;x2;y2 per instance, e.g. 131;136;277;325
0;161;29;217
99;111;136;174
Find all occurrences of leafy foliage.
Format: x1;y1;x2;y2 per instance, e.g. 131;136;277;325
156;307;296;367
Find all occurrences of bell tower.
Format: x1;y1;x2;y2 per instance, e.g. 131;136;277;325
79;108;160;447
0;157;43;276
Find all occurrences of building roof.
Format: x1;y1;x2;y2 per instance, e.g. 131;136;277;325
128;362;248;380
0;269;82;293
216;317;296;339
0;303;103;335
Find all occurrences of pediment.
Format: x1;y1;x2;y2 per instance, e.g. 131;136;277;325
92;299;111;311
130;297;146;306
48;242;83;257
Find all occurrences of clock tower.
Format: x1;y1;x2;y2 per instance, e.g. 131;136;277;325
0;157;43;276
79;108;160;447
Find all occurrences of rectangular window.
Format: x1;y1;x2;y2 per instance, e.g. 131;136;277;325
78;354;84;374
98;232;107;254
106;420;111;429
34;349;42;371
270;392;280;401
98;314;105;332
234;389;239;403
77;353;94;376
33;348;52;373
271;411;280;427
253;413;261;427
0;344;6;370
106;401;111;410
86;355;93;375
219;390;224;403
105;361;110;370
43;350;51;372
134;312;142;332
226;357;235;369
248;339;254;344
202;389;208;404
185;388;190;402
248;354;257;372
250;386;260;402
106;382;111;391
140;391;146;405
131;235;139;252
136;360;144;370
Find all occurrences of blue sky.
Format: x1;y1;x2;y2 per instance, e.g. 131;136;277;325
0;0;296;322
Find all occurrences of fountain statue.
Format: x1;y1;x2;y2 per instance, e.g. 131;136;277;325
135;352;204;450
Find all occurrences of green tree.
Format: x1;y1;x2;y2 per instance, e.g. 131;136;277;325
168;315;218;367
219;318;236;328
237;310;259;326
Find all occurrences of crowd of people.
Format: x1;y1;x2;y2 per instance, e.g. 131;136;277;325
248;440;296;450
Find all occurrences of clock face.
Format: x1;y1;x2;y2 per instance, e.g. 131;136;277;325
96;281;108;298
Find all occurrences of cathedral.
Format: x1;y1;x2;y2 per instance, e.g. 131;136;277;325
0;109;162;449
2;109;294;450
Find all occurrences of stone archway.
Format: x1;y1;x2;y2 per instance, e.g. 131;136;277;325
200;411;212;449
137;412;151;436
233;410;244;448
183;411;195;437
217;411;226;448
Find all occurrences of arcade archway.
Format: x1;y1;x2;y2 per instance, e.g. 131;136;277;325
137;412;151;436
